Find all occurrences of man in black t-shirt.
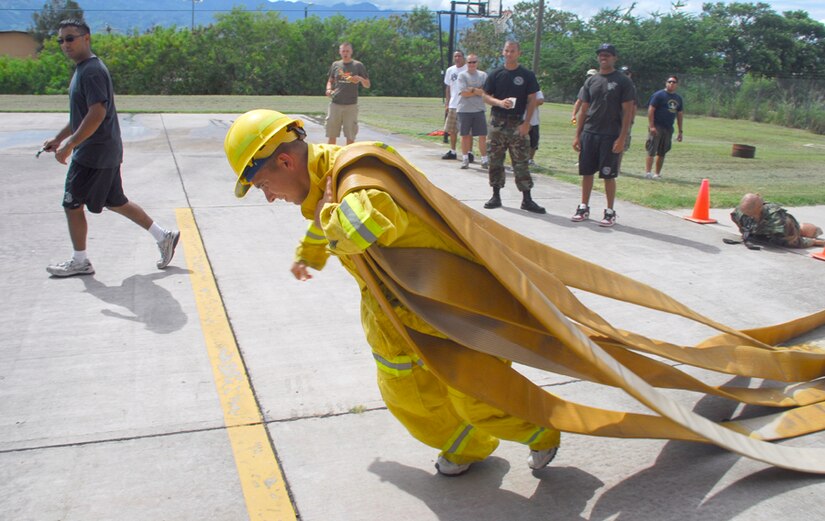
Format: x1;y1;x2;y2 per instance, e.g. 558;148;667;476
571;44;636;227
42;19;180;277
481;41;545;214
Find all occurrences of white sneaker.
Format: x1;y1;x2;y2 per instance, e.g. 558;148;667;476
460;157;470;169
481;158;489;168
571;204;590;222
599;208;617;227
528;446;558;470
644;172;654;179
46;258;94;277
435;456;471;476
157;230;181;269
652;174;661;179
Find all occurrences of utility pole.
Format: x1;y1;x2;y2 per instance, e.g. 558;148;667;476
447;1;457;63
532;0;545;74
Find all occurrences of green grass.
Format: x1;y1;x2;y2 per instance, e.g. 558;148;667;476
4;94;824;209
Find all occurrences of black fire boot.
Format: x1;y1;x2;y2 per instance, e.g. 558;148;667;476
484;187;502;209
520;190;546;214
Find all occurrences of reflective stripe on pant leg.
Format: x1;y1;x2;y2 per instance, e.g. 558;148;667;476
373;352;416;377
364;295;499;465
522;425;561;451
442;423;475;459
449;385;560;451
375;362;499;465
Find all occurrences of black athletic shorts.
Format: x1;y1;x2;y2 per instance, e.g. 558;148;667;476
63;162;128;214
578;132;620;179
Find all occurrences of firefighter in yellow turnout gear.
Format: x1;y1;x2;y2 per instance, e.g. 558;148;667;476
224;110;560;476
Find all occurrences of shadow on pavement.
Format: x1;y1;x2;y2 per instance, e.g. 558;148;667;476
80;266;192;334
500;206;722;253
589;377;821;521
368;457;603;520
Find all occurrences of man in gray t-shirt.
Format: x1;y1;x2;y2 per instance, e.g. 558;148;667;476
455;54;488;168
325;42;370;145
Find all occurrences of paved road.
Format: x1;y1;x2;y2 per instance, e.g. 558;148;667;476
2;112;824;520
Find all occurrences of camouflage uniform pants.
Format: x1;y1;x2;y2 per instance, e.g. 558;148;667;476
487;113;533;192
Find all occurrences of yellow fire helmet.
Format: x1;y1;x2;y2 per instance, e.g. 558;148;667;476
224;109;305;198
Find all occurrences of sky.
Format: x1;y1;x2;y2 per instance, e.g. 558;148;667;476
372;0;825;23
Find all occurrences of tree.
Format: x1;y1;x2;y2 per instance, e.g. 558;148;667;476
697;2;825;77
30;0;85;44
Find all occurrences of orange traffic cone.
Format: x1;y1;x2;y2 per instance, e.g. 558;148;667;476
813;246;825;261
683;179;717;224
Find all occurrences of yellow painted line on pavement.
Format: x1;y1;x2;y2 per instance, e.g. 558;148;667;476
176;208;297;521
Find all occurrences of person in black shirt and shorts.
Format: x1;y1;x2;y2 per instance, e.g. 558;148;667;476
42;19;180;277
571;44;636;227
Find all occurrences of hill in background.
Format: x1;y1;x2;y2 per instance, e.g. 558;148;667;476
0;0;455;33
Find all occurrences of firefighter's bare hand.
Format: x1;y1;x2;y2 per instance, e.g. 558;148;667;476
291;261;313;281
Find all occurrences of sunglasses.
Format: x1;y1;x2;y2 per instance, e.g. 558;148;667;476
667;80;678;84
243;157;268;184
57;34;85;44
467;61;478;64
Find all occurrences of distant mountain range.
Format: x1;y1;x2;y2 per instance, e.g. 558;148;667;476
1;0;453;33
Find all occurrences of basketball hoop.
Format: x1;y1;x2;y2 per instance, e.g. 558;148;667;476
493;9;513;34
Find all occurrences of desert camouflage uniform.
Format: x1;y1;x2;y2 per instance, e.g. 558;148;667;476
487;113;533;192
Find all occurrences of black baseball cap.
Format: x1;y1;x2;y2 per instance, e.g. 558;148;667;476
596;43;617;56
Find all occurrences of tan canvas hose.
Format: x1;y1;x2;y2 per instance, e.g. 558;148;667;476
331;144;825;473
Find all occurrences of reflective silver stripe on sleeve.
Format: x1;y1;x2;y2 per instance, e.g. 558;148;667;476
339;197;379;244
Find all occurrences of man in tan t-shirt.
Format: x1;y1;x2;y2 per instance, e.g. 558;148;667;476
325;42;370;145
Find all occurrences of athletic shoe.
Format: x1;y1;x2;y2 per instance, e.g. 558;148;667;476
468;152;475;163
644;172;654;179
441;150;457;160
481;158;489;168
652;174;661;180
435;456;471;476
157;230;181;269
46;258;94;277
460;157;470;169
528;447;558;470
571;204;590;222
599;208;617;227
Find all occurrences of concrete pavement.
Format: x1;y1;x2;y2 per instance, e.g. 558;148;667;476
1;112;824;520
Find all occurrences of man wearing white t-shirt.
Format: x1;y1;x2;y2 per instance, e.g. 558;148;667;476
441;50;467;160
527;90;544;165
